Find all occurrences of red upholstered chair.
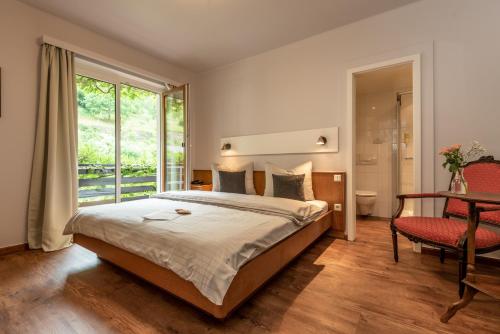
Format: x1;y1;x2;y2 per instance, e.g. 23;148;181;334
390;156;500;297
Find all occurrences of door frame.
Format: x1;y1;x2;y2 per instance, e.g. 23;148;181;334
346;54;422;241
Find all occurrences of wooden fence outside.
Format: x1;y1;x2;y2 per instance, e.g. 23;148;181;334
78;164;183;206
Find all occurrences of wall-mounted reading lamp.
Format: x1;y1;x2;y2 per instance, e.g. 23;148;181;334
316;136;327;145
221;143;231;150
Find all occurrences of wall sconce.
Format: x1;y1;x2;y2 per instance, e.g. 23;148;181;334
316;136;327;145
221;143;231;150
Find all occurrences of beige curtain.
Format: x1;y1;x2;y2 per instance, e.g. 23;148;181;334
27;44;78;251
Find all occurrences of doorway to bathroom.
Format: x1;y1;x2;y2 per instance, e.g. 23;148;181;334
355;63;414;219
354;63;415;221
346;54;424;241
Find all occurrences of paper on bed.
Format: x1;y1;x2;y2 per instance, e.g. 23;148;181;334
142;210;180;221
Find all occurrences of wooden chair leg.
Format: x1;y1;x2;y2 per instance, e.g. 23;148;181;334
440;286;478;323
439;248;445;264
457;246;467;298
391;226;399;263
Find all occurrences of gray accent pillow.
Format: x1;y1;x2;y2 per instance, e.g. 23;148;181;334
219;170;247;194
272;174;305;201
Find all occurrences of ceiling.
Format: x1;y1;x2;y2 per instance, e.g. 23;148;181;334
355;63;412;95
20;0;419;72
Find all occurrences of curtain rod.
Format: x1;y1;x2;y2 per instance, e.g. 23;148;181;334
41;35;181;88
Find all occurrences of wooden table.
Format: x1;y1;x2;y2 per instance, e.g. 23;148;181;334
439;191;500;323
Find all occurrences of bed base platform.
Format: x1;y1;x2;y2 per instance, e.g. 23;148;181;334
73;210;332;319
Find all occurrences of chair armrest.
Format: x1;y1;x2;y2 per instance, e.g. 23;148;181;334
392;193;444;220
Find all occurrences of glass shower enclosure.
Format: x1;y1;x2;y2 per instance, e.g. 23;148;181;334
392;91;414;216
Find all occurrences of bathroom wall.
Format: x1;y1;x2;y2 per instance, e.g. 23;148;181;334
355;64;412;218
356;91;396;218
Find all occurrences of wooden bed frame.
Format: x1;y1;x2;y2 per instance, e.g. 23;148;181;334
73;171;346;319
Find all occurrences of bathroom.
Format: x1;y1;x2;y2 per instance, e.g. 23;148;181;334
355;63;414;219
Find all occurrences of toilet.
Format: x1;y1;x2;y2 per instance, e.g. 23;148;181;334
356;190;377;216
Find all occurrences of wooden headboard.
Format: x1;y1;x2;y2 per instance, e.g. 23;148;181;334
192;170;346;238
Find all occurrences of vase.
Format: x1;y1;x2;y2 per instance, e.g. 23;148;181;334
451;169;468;194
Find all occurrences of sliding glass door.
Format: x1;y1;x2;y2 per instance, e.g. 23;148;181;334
163;85;188;191
76;64;189;206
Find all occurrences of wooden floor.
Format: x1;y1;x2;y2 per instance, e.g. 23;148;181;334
1;219;499;334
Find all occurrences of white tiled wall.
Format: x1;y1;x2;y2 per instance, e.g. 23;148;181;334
356;90;414;218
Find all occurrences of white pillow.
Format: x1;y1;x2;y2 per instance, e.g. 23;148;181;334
211;162;256;195
264;161;315;201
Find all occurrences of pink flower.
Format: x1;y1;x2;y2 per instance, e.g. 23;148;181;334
439;146;452;155
440;144;462;155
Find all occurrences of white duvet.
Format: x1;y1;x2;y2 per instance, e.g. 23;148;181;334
64;191;326;305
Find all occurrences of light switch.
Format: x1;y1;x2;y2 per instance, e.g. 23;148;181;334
334;174;342;182
334;203;342;211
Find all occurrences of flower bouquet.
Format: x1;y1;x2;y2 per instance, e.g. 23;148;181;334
439;141;486;194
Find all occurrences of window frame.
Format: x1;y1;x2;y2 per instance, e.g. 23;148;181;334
162;84;190;192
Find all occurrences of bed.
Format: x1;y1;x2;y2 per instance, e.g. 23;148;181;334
65;171;345;319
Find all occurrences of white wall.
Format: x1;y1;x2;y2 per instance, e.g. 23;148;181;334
192;0;500;218
0;0;194;248
356;92;396;218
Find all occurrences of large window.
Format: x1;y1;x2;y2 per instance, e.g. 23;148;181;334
76;73;161;206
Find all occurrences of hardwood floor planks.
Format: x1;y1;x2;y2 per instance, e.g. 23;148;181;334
0;219;498;333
